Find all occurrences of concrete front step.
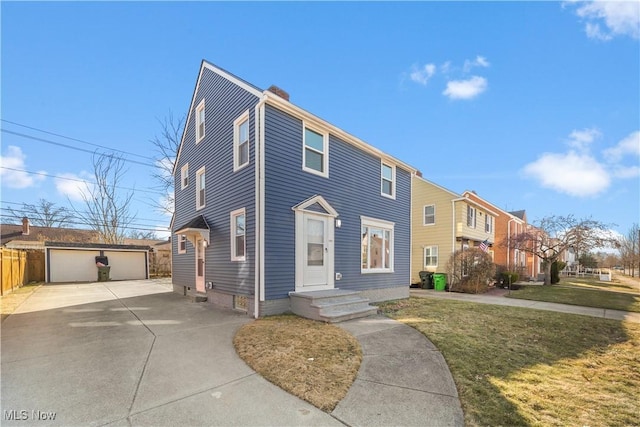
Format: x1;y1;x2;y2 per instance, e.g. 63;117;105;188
290;289;378;323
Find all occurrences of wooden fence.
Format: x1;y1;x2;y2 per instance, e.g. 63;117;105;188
1;249;45;296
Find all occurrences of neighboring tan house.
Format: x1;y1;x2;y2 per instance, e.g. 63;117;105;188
461;192;542;280
411;176;497;284
171;60;417;319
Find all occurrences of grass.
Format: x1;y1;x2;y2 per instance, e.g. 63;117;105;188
233;314;362;411
506;277;640;313
378;297;640;427
0;282;42;322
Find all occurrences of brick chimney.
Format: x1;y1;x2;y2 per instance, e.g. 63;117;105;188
267;85;290;101
22;217;30;235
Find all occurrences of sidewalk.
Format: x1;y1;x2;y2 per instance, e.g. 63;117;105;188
410;288;640;324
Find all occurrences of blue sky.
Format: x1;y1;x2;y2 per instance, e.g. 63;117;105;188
2;1;639;240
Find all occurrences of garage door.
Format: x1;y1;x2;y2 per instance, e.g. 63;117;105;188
49;249;101;282
104;251;147;280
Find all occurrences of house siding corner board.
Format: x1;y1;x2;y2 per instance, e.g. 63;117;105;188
172;67;259;296
263;105;411;300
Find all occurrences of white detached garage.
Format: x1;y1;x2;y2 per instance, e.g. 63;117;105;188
45;242;150;283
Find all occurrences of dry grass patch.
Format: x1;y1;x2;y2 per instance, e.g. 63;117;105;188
378;297;640;426
1;283;42;323
233;315;362;411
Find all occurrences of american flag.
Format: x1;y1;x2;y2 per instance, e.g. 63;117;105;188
479;239;489;252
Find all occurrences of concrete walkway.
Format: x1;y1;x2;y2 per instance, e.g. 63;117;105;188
410;288;640;324
1;279;463;426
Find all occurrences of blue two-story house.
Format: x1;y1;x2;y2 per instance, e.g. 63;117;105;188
172;60;417;319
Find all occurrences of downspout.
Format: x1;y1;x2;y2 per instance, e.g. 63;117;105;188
254;96;267;319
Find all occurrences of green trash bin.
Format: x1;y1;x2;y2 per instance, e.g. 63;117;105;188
433;273;446;291
97;266;111;282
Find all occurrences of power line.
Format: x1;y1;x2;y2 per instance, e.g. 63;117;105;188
0;200;171;224
0;208;168;230
0;214;169;234
0;166;166;195
1;129;155;168
1;119;157;162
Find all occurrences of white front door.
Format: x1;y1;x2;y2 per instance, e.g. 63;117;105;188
297;212;334;291
195;238;205;293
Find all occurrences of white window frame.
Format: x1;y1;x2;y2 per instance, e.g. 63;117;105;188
485;215;493;233
361;216;394;274
381;162;396;199
230;208;246;262
234;110;250;171
424;246;438;268
302;123;329;178
196;166;206;210
178;234;187;254
423;204;435;226
181;163;189;190
467;205;476;228
195;99;205;143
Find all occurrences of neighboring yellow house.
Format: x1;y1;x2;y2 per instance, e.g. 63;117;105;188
411;175;497;284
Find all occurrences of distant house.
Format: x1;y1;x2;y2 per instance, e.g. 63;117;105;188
171;60;417;319
462;192;541;280
411;176;497;284
1;217;170;282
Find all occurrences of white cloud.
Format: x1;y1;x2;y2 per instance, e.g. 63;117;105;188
612;165;640;179
410;63;437;85
603;130;640;163
567;127;601;151
463;55;490;72
443;76;488;100
572;0;640;40
522;151;611;197
55;172;92;201
0;145;45;189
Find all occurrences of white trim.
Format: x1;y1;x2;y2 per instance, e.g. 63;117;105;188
181;163;189;190
294;211;335;292
302;123;329;178
423;245;438;268
381;161;396;199
196;166;206;210
258;102;266;305
360;216;395;274
195;99;205;143
177;234;187;254
202;61;263;98
233;110;251;172
264;92;417;174
467;205;476;228
291;194;339;217
230;208;246;262
423;204;435;226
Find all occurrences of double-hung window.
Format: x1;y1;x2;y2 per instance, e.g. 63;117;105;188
234;111;250;171
196;167;206;210
381;162;395;198
181;164;189;189
485;215;493;233
467;205;476;228
361;216;394;273
195;100;205;143
303;125;328;177
424;246;438;268
230;208;246;261
424;205;435;225
178;234;187;254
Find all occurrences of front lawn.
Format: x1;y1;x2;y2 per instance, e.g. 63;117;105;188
378;297;640;427
506;282;640;313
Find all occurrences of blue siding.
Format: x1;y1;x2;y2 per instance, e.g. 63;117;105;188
263;105;411;300
172;66;259;295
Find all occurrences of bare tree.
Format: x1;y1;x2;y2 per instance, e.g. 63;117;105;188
128;229;159;240
6;198;73;227
149;112;184;216
72;153;136;244
510;215;616;285
446;248;495;293
618;223;639;277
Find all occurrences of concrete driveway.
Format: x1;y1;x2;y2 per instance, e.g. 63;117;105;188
1;279;340;426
